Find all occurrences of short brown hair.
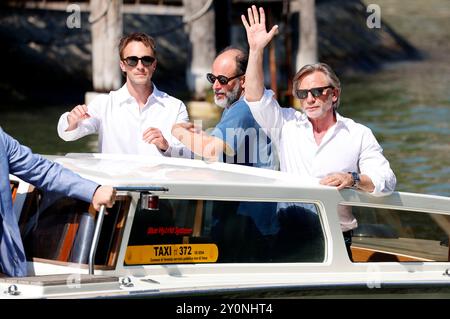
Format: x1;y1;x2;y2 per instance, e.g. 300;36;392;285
292;62;341;110
118;32;156;59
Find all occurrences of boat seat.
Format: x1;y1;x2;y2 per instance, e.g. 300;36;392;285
351;246;430;262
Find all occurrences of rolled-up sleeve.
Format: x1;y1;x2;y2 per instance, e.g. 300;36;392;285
57;97;103;141
57;112;89;141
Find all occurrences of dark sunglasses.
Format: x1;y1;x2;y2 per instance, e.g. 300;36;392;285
206;73;244;85
295;85;334;99
122;56;156;67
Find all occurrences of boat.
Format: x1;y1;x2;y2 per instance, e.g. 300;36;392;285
3;153;450;299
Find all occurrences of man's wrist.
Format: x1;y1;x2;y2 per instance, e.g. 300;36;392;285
161;145;172;156
348;172;360;188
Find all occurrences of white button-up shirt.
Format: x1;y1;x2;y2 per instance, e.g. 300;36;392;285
58;84;190;156
246;90;397;231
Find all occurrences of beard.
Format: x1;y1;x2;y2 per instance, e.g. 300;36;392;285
214;83;242;108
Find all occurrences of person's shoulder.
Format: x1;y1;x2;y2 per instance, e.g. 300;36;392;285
233;99;252;111
107;84;132;103
89;90;114;105
338;114;373;134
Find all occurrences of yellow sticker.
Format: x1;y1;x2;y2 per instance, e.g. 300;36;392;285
125;244;219;265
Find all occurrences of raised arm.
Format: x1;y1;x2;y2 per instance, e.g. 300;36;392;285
241;6;278;102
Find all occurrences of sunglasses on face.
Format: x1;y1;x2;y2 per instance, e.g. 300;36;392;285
206;73;244;85
295;85;334;99
122;56;156;67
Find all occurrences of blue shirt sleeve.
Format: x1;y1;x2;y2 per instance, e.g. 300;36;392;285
0;127;99;277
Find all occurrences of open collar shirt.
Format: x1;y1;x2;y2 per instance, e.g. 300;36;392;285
57;84;190;156
246;90;397;231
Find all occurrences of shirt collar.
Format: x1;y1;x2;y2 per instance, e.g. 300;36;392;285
224;94;245;110
116;83;167;107
151;84;167;107
335;112;351;130
296;111;349;129
116;84;133;105
295;111;309;125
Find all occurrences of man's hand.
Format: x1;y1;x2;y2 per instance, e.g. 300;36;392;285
143;127;169;151
319;173;354;190
241;6;278;102
320;173;376;192
241;5;278;52
92;185;116;211
67;104;90;131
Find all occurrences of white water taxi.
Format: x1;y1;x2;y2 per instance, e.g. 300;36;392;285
3;153;450;298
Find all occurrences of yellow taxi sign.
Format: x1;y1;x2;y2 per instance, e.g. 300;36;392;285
125;244;218;265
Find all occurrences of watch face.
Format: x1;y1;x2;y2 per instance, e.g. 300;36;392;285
351;172;360;186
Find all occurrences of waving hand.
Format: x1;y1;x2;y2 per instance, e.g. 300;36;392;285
241;6;278;51
241;6;278;101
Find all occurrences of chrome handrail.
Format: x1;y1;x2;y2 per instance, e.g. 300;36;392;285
88;204;106;275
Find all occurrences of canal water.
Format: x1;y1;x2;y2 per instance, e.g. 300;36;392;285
340;66;450;197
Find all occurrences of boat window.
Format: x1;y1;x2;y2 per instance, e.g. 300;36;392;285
19;194;131;268
347;205;450;262
125;199;326;265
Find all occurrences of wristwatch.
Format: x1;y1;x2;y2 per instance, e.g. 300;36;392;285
349;172;360;188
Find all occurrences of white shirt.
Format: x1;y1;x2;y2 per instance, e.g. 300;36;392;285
57;84;191;157
246;90;397;231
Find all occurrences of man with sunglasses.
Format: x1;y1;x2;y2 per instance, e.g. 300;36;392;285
57;32;190;157
172;47;275;168
0;127;116;277
241;6;396;260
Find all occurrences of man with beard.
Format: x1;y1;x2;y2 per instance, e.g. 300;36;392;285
172;47;278;262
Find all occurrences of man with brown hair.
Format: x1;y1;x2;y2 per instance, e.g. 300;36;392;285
57;32;190;157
